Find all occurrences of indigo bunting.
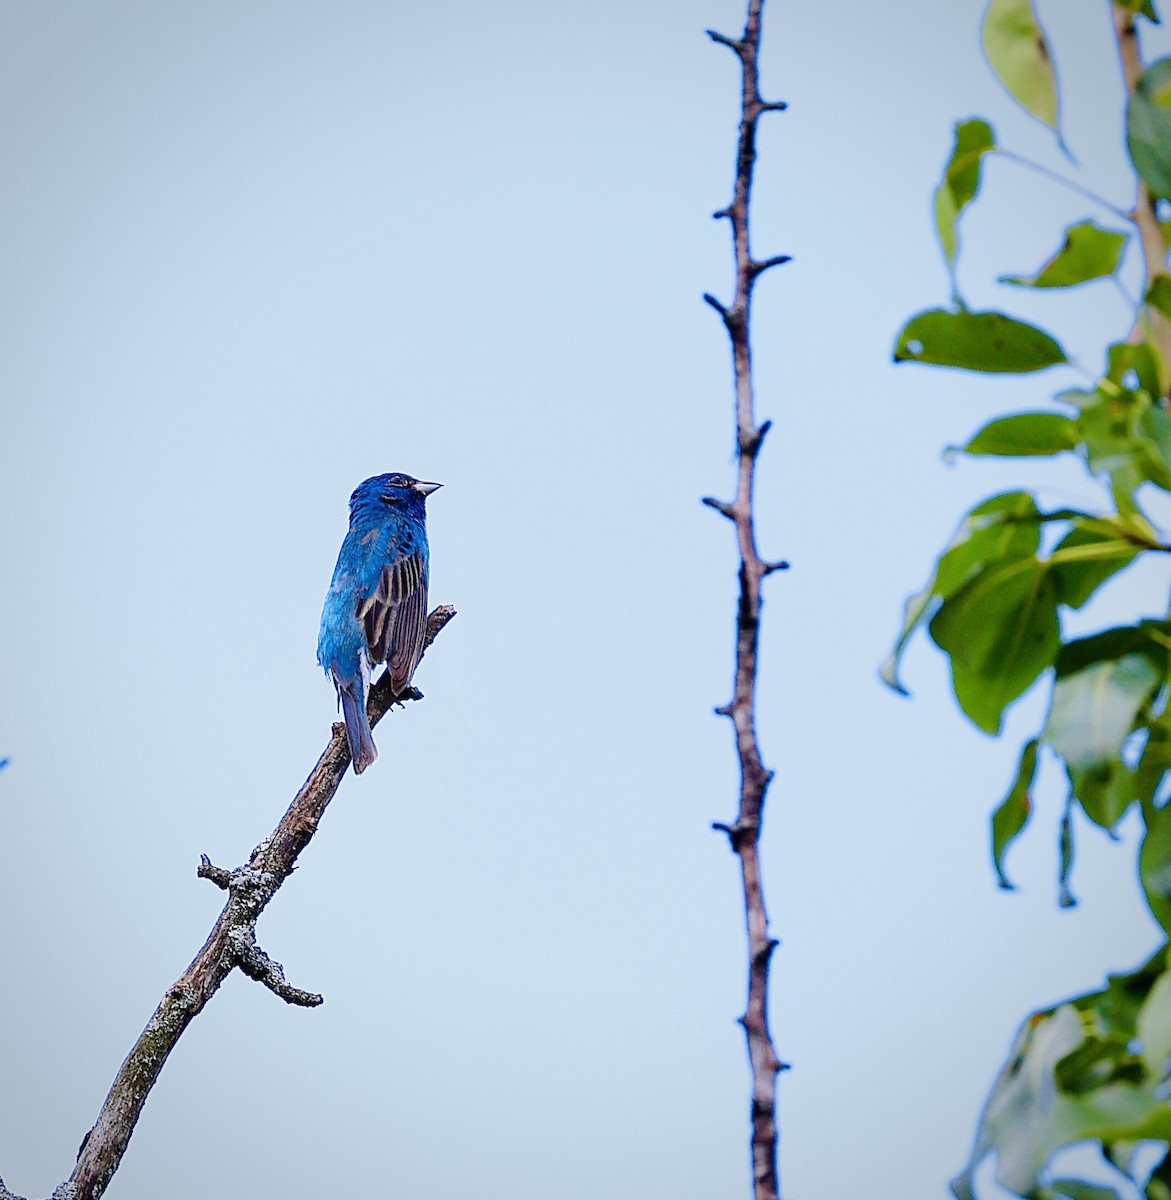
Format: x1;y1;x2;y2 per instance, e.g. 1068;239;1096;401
317;473;441;774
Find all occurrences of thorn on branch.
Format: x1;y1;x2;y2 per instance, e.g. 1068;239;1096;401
759;100;788;113
749;254;792;277
711;819;755;849
753;938;780;966
714;702;734;717
702;292;728;317
701;496;736;520
706;28;745;54
198;855;232;890
763;560;790;575
739;419;772;457
229;928;323;1008
711;206;733;222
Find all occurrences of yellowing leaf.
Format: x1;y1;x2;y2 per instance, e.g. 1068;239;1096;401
982;0;1060;132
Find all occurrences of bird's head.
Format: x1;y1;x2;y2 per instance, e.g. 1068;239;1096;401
349;473;442;519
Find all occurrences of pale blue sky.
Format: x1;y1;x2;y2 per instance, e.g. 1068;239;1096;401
1;2;1169;1198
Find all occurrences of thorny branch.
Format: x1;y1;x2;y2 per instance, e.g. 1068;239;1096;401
0;606;455;1200
702;2;789;1199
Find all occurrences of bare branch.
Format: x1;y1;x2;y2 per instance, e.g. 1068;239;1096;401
704;0;786;1196
60;605;456;1200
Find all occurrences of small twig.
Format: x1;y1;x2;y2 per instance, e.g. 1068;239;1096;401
703;496;737;520
229;928;323;1008
706;28;745;54
704;2;787;1198
750;255;792;277
197;855;231;890
60;605;456;1200
703;292;729;317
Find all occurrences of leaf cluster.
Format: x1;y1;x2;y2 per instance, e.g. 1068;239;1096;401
886;1;1171;1195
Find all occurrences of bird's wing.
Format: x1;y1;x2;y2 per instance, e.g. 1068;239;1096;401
355;550;428;695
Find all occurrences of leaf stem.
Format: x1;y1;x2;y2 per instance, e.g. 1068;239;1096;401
993;148;1132;223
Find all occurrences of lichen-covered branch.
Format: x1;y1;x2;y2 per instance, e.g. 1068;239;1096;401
32;605;456;1200
0;1174;28;1200
702;2;788;1198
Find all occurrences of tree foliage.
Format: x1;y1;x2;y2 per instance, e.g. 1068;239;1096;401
885;3;1171;1196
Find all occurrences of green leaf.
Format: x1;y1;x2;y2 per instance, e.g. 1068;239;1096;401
880;585;933;696
933;119;997;279
935;491;1044;593
1138;708;1171;812
1138;969;1171;1081
1115;0;1161;23
1048;662;1152;767
894;309;1068;373
983;0;1059;130
993;737;1038;888
1107;340;1162;397
1091;951;1168;1038
1069;759;1139;831
1054;1036;1144;1094
1001;220;1129;288
1147;275;1171;320
1046;629;1167;828
964;412;1080;456
1048;1179;1125;1200
1128;57;1171;199
1079;384;1171;496
1147;1147;1171;1200
1060;788;1078;907
1144;404;1171;476
881;491;1043;694
1049;522;1141;610
930;556;1060;734
950;1002;1171;1200
1048;629;1167;761
1142;802;1171;936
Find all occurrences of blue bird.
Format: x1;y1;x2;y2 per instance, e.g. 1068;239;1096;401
317;473;441;774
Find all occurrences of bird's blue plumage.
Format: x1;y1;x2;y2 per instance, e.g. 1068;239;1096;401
317;473;441;774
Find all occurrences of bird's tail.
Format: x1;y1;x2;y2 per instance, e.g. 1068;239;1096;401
336;674;378;774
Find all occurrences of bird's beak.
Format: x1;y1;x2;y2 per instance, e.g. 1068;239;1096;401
413;480;442;496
